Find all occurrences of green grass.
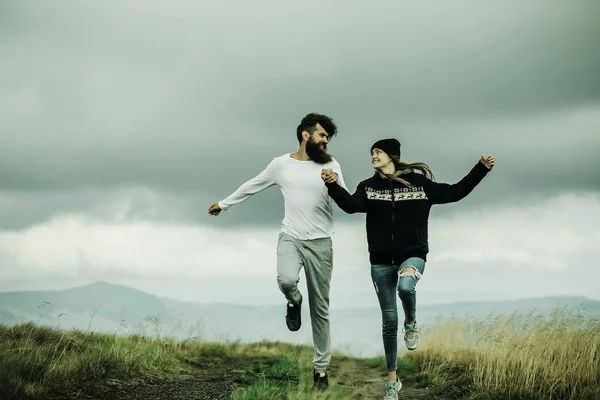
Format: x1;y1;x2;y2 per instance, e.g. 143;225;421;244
0;321;312;399
288;350;357;400
361;355;417;376
8;309;595;400
0;322;392;400
361;353;445;395
0;322;191;398
361;355;384;370
231;355;299;399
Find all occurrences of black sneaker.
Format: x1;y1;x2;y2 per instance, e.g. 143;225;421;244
313;370;328;391
285;297;302;331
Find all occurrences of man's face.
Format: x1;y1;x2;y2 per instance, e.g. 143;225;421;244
304;123;332;164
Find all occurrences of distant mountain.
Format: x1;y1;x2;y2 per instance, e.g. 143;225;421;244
1;281;598;357
0;281;169;321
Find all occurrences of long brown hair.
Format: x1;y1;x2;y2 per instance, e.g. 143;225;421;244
384;155;435;187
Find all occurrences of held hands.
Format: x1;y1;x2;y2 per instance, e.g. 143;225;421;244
321;168;338;184
480;155;495;170
208;202;222;216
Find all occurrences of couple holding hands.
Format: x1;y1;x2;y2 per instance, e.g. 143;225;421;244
208;112;494;399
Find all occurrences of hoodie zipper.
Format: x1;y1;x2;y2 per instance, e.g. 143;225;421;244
390;178;395;265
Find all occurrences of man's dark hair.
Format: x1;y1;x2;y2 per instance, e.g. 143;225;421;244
296;113;337;143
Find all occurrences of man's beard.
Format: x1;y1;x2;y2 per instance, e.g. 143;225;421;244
306;138;332;164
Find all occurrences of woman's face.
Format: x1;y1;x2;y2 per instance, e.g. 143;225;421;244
371;148;393;170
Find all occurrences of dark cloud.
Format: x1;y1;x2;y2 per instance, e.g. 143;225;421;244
0;186;286;230
1;1;599;229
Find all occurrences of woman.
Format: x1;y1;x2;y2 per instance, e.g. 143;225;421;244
321;138;494;399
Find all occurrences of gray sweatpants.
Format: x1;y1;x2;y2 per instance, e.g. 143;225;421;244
276;232;333;370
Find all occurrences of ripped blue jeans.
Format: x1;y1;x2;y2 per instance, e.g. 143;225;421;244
371;257;426;371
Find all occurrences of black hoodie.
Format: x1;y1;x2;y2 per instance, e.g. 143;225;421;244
325;160;490;264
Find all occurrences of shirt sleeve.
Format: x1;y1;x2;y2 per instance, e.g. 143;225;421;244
331;159;349;191
218;158;277;211
422;160;490;205
325;180;367;214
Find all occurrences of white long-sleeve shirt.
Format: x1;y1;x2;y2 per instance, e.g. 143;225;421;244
218;153;348;240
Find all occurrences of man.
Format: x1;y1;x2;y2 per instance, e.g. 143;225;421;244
208;112;348;391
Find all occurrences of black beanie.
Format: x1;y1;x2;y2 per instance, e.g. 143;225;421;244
371;138;401;158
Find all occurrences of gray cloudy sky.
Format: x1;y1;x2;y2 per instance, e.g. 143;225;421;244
1;1;600;306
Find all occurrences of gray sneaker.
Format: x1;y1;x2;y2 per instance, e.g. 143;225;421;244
403;323;421;350
383;377;402;400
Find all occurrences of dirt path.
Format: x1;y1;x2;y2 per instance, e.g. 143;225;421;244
37;356;442;400
329;358;444;399
39;357;257;400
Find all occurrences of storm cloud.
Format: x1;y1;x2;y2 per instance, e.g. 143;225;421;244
1;1;599;302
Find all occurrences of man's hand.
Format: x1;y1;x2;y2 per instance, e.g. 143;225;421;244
208;202;222;216
321;168;338;184
480;154;495;170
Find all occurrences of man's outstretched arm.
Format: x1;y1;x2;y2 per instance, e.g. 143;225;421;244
208;159;277;216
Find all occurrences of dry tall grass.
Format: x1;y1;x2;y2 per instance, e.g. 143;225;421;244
408;308;600;399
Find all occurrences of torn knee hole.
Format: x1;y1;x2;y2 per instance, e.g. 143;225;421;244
398;266;417;278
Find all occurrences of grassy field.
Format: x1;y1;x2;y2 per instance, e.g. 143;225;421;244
0;322;394;399
1;321;211;398
2;308;598;399
407;308;600;400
